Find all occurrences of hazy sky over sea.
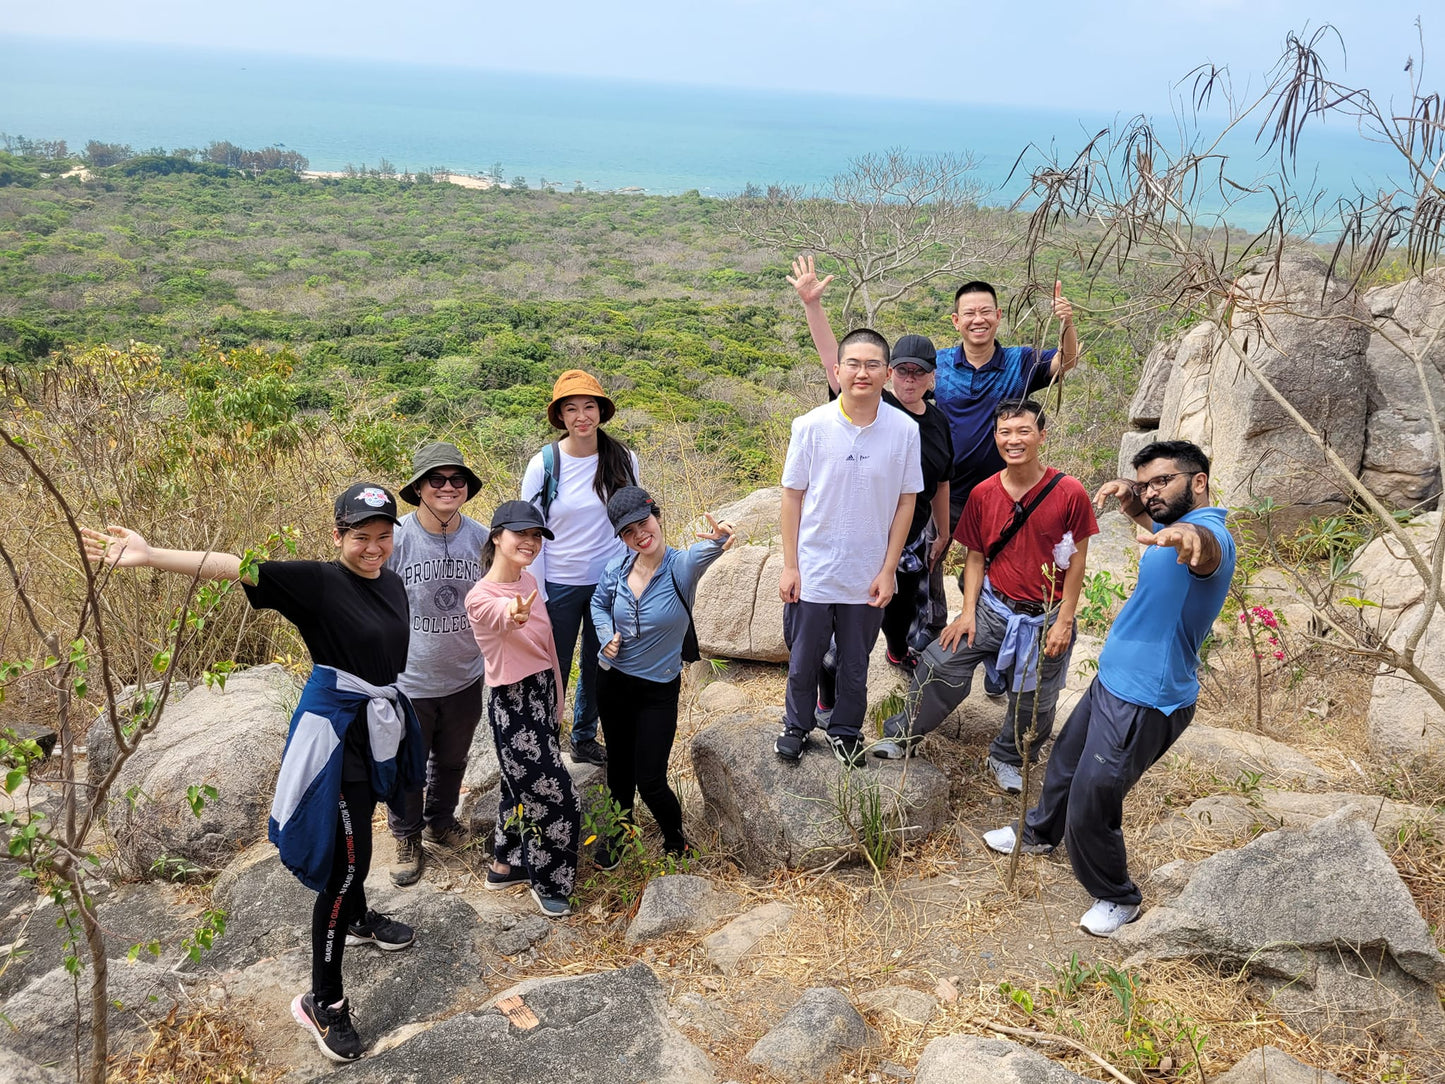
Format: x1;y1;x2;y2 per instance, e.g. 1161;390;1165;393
5;1;1435;112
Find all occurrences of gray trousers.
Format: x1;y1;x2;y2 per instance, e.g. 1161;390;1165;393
882;598;1073;765
387;677;484;840
784;600;885;740
1023;677;1194;906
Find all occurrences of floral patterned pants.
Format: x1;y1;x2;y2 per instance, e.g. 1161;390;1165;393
487;669;581;900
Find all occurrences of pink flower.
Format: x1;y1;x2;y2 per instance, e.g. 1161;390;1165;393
1273;650;1285;660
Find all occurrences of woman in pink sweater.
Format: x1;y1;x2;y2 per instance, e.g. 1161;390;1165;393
465;501;581;918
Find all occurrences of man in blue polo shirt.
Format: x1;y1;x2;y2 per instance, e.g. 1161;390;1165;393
982;440;1235;937
936;279;1080;534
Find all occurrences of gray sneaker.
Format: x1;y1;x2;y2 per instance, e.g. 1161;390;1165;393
987;755;1023;795
389;834;424;886
871;735;920;760
982;824;1054;856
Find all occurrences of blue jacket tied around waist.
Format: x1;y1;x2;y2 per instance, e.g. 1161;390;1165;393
267;665;424;891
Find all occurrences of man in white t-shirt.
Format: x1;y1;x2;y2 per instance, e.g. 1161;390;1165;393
776;328;923;767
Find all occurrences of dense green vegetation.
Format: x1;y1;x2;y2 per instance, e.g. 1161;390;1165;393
0;164;1149;490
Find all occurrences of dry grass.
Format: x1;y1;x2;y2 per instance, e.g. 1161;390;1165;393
106;1004;279;1084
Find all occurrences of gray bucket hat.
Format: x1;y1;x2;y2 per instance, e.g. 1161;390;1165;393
399;442;483;505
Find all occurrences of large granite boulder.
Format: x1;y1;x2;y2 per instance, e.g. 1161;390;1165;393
1150;790;1439;850
914;1036;1093;1084
746;987;873;1082
84;678;190;787
693;544;789;662
1366;605;1445;766
1116;808;1445;1051
690;715;950;873
103;664;298;878
344;964;715;1083
1157;254;1371;526
1167;723;1333;789
1214;1046;1347;1084
1361;269;1445;506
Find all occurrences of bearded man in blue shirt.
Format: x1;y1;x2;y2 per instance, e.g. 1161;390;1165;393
983;440;1236;937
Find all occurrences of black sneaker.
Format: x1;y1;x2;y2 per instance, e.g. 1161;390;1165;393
345;909;414;952
485;863;528;890
774;728;806;761
291;992;363;1063
594;838;625;871
827;733;866;769
570;737;607;766
983;669;1008;698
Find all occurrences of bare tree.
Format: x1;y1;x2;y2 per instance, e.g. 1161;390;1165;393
727;148;1009;325
1014;24;1445;727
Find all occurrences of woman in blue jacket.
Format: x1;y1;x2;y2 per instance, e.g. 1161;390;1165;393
83;483;422;1065
590;487;733;861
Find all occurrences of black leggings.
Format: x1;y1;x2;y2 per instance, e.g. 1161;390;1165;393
597;668;686;853
311;780;375;1005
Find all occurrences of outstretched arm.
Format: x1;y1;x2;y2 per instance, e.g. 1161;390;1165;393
1138;522;1223;577
786;254;841;394
82;526;246;582
1048;280;1080;377
1093;480;1154;531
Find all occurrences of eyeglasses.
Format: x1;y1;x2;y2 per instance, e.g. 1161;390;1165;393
424;473;468;490
839;359;887;373
893;365;928;378
1130;471;1197;496
956;307;997;320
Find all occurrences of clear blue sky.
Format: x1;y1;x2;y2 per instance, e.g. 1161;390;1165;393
4;1;1434;112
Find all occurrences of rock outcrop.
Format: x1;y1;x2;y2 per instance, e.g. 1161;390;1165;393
102;664;297;878
690;716;950;873
914;1036;1094;1084
1116;809;1445;1051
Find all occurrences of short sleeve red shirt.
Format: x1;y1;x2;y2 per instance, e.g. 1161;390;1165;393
954;468;1099;602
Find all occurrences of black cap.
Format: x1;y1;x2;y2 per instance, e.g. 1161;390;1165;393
606;486;659;536
334;483;401;528
490;500;555;539
892;334;937;372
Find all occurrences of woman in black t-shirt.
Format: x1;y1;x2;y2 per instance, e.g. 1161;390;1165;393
83;483;417;1065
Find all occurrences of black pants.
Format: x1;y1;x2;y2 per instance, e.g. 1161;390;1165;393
388;677;483;839
1023;678;1195;906
312;780;375;1005
784;600;885;740
597;668;686;852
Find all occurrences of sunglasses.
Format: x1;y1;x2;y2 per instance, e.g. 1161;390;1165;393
424;473;469;490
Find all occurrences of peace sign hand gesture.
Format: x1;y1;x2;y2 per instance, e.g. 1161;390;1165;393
509;589;538;626
696;514;737;550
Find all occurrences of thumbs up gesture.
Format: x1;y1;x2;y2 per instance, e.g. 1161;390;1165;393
603;632;622;659
1052;280;1073;326
509;589;537;626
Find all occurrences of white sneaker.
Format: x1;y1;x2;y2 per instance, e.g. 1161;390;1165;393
1079;899;1141;936
987;755;1023;794
982;825;1053;855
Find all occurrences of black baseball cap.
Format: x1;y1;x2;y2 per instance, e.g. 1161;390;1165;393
334;483;400;528
892;334;937;372
606;486;659;536
490;500;555;539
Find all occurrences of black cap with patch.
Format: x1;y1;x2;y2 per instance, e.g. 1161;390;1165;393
891;334;937;372
334;483;401;528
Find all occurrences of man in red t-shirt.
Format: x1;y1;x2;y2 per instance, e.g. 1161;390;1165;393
875;400;1098;794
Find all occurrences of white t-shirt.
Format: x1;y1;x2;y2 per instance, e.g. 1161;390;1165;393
520;445;640;587
781;399;923;605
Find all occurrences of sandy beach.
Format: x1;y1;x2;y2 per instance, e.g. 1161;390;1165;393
301;169;499;189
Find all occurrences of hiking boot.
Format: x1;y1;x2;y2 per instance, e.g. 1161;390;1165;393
1079;899;1141;937
530;886;572;918
982;824;1054;856
485;863;528;891
424;819;469;850
345;909;415;952
389;834;424;886
774;728;807;761
570;737;607;766
983;669;1008;697
827;733;866;769
291;992;363;1063
987;755;1023;795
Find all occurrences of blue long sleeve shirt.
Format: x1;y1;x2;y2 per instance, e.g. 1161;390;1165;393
591;537;729;683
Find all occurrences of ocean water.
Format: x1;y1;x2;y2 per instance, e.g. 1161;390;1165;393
0;35;1402;223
